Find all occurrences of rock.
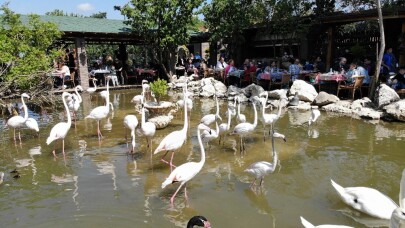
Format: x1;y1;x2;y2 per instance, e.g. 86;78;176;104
227;85;242;97
374;84;400;109
383;99;405;122
287;101;311;111
268;89;288;100
288;92;300;106
148;115;174;129
351;97;375;111
235;94;249;103
200;84;216;97
213;81;227;97
321;100;352;114
312;91;340;106
267;99;288;109
290;80;318;102
242;84;265;98
355;107;382;120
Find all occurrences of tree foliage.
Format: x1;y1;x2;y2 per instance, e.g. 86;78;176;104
120;0;203;77
0;4;62;92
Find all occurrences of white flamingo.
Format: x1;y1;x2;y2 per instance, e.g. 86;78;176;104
87;78;97;94
123;114;138;153
46;92;72;157
85;76;111;140
131;93;144;105
232;100;258;153
154;88;188;171
201;116;219;150
200;94;222;126
6;93;30;144
68;85;83;124
259;92;284;140
142;80;150;92
99;90;114;112
176;84;193;121
390;168;405;227
25;118;39;133
235;96;246;123
300;217;353;228
330;179;397;219
137;99;156;160
161;123;210;205
309;106;321;126
218;106;234;145
245;131;285;188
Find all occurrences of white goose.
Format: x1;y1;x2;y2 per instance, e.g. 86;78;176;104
46;92;72;157
235;96;246;123
200;93;222;126
6;93;30;143
138;97;156;160
154;88;188;171
330;179;397;219
300;217;353;228
85;76;111;140
232;100;258;153
161;124;210;205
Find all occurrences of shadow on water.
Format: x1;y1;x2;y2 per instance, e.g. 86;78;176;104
0;89;404;227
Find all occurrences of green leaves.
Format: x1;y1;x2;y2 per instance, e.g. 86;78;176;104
150;78;168;103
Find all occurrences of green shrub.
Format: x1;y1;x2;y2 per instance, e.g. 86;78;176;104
150;78;168;104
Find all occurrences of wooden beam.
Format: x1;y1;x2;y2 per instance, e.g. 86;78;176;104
75;37;89;90
326;27;334;71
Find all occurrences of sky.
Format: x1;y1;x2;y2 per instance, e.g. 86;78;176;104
1;0;129;20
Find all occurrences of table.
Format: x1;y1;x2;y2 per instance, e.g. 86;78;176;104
91;69;110;86
315;73;346;93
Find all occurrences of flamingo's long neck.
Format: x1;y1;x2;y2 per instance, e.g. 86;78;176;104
141;106;146;126
21;95;28;121
75;87;82;103
131;129;135;151
276;100;283;118
237;99;241;116
271;151;278;173
227;108;232;128
105;79;110;112
63;94;71;126
197;127;205;168
215;95;219;115
252;103;257;128
182;89;188;132
93;79;97;91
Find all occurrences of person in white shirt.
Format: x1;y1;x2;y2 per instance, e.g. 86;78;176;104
55;62;70;87
216;57;228;71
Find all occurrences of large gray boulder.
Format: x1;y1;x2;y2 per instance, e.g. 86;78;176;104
227;85;242;97
351;97;375;110
199;78;227;97
213;81;227;97
312;91;340;106
268;89;288;100
374;84;400;109
355;107;382;120
383;99;405;122
242;84;265;98
289;80;318;102
287;101;311;111
321;100;352;114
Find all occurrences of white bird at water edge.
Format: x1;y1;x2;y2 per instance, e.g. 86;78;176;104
6;93;30;144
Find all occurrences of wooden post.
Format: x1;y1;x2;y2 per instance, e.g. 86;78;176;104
400;21;405;66
326;26;334;71
75;37;89;90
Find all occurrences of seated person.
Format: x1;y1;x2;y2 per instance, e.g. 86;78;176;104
303;60;314;71
243;61;257;82
389;66;405;90
54;61;70;87
333;57;349;73
314;56;326;72
289;59;301;81
345;61;370;84
216;56;228;71
225;59;240;86
186;58;198;76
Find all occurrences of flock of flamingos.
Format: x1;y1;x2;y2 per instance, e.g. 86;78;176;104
3;76;405;227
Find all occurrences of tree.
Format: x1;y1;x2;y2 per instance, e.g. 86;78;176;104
45;9;83;17
90;12;107;19
0;4;62;94
120;0;203;80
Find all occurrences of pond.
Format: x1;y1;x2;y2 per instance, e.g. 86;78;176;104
0;89;404;228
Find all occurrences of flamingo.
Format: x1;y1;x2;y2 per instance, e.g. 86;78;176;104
218;106;234;145
154;88;189;171
308;106;321;126
390;168;405;227
187;216;212;228
0;172;4;185
87;78;98;94
200;93;222;126
131;93;144;105
176;84;193;121
235;96;246;123
330;179;397;219
259;92;284;140
300;217;353;228
201;116;219;150
25;118;39;133
6;93;30;144
100;90;114;111
68;85;83;124
46;92;72;157
161;123;211;205
232;100;258;153
245;131;285;188
85;76;111;140
123;114;138;153
137;98;156;160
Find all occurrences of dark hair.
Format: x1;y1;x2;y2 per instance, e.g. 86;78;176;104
400;66;405;70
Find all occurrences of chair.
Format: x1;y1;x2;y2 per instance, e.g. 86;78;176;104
397;89;405;99
250;72;257;84
270;74;291;90
64;72;75;88
337;76;364;100
362;75;374;97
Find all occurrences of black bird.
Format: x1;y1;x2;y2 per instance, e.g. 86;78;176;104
10;168;18;174
187;216;211;228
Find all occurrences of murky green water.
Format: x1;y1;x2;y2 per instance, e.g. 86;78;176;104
0;89;404;228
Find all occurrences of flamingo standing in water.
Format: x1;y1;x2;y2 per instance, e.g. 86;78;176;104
218;106;234;145
200;93;222;126
232;100;258;153
68;85;83;125
87;78;97;95
245;131;285;188
46;92;72;157
259;92;284;140
25;118;39;133
235;96;246;123
154;88;188;171
161;124;210;205
137;96;156;160
6;93;30;144
85;76;111;140
123;114;138;154
201;116;219;150
308;106;321;126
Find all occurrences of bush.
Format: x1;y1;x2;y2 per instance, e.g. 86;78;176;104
150;78;168;104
